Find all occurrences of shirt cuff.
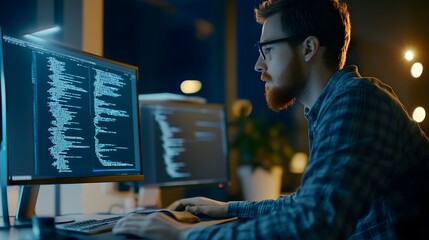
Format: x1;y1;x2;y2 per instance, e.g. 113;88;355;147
227;201;248;217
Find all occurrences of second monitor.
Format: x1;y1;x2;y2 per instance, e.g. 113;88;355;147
139;100;229;188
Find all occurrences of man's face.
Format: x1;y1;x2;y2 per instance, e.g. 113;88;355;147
254;13;306;111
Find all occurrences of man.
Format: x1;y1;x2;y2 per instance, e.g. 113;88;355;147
113;0;429;239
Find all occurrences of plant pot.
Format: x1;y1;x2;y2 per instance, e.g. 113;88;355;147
237;165;283;201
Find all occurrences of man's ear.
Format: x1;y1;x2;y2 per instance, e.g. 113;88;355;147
303;36;320;62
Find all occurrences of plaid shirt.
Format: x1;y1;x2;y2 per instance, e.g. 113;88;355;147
186;65;429;240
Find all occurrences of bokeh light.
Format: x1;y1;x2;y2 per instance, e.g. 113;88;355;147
232;99;252;117
412;107;426;123
289;152;308;174
410;62;423;78
404;50;414;61
180;80;202;94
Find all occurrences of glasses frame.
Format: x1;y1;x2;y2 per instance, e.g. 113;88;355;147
255;36;305;60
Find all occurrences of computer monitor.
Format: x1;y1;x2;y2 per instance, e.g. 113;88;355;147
136;100;229;206
0;29;143;226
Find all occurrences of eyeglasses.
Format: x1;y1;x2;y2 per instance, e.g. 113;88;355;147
255;36;305;60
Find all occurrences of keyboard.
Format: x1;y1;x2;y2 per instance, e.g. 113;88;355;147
56;215;123;234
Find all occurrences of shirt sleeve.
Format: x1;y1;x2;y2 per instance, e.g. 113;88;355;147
185;87;402;240
227;192;297;219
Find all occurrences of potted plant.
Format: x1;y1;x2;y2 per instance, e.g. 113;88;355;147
229;106;294;201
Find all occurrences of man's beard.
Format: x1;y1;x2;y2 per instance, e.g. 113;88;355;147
265;86;296;112
263;63;304;112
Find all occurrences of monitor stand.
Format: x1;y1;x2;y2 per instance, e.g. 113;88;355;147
137;185;161;208
13;185;74;227
0;180;10;228
14;185;40;227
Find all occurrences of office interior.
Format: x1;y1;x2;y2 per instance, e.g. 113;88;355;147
0;0;428;219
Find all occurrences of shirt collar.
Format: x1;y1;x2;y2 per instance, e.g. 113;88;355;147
304;65;359;121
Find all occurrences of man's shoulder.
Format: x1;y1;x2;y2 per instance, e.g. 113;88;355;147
329;74;397;105
317;75;403;123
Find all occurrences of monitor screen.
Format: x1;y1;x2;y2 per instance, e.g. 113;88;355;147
139;101;229;187
0;32;143;186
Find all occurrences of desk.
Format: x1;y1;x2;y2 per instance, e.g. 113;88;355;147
0;215;131;240
0;227;129;240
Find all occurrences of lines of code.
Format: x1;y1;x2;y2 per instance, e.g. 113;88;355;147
34;50;136;176
47;56;90;173
93;69;132;167
153;109;191;178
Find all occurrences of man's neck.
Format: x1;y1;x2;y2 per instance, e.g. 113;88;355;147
297;66;337;109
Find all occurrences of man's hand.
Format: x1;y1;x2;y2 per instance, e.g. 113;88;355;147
168;197;228;218
113;212;194;240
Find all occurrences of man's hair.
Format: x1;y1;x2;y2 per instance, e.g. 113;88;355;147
255;0;351;69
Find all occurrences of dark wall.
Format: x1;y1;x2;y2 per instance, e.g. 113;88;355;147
0;0;37;35
103;0;226;104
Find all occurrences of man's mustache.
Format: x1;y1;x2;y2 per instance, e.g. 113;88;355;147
260;72;271;81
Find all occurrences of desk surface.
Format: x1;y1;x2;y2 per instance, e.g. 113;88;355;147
0;214;131;240
0;227;129;240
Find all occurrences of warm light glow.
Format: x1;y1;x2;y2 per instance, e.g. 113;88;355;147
410;62;423;78
413;107;426;123
289;152;308;174
232;99;252;117
180;80;202;94
404;50;414;61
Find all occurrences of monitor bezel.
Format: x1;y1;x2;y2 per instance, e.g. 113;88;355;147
0;29;144;186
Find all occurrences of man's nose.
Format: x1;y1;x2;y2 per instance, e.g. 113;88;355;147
254;55;265;72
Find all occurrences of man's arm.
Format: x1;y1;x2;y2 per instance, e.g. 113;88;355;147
227;192;297;219
169;193;297;219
